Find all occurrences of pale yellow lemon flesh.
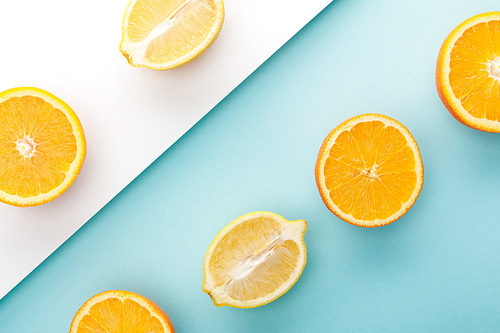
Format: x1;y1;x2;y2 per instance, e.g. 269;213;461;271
203;211;307;308
120;0;224;70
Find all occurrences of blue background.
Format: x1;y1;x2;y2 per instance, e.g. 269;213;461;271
1;0;499;332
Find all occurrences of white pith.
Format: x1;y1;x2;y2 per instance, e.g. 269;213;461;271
488;57;500;80
16;135;37;158
360;163;380;181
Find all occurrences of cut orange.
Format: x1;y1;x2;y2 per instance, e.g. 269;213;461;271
120;0;225;70
436;12;500;132
202;211;307;308
70;290;175;333
0;87;86;207
315;114;424;228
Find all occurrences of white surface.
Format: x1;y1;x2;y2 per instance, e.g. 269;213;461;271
0;0;332;299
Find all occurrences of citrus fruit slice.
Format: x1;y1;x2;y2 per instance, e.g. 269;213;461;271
120;0;225;70
436;12;500;132
0;87;86;207
202;211;307;308
70;290;175;333
315;114;424;228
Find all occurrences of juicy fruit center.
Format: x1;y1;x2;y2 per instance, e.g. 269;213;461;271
123;0;218;66
207;217;304;304
489;57;500;80
361;164;379;180
131;0;199;56
215;228;299;301
224;231;286;285
16;135;37;158
447;20;500;122
324;120;417;221
77;298;164;332
0;94;79;199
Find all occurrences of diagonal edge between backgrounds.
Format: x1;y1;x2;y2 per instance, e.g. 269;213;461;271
0;0;335;301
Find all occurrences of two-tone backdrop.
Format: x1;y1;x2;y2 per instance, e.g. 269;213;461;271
0;0;499;332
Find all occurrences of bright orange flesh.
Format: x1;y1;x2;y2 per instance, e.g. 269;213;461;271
70;290;175;333
203;212;307;308
315;114;424;228
436;12;500;132
0;87;85;207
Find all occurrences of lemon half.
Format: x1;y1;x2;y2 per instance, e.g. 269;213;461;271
120;0;224;70
203;211;307;308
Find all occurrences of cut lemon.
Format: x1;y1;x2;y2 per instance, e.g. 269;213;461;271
0;87;86;207
202;211;307;308
70;290;175;333
436;12;500;132
315;114;424;228
120;0;225;70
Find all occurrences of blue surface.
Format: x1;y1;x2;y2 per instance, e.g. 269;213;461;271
1;0;499;332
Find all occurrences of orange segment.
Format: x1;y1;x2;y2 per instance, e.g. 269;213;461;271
70;290;175;333
315;114;424;228
0;87;85;207
436;12;500;132
120;0;224;70
203;211;307;308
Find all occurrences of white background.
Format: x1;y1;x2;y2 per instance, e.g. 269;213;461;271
0;0;332;299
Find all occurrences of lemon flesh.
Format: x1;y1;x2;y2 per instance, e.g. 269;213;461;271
120;0;224;70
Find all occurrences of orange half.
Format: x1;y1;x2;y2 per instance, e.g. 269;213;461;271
0;87;86;207
315;114;424;227
436;12;500;132
70;290;175;333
